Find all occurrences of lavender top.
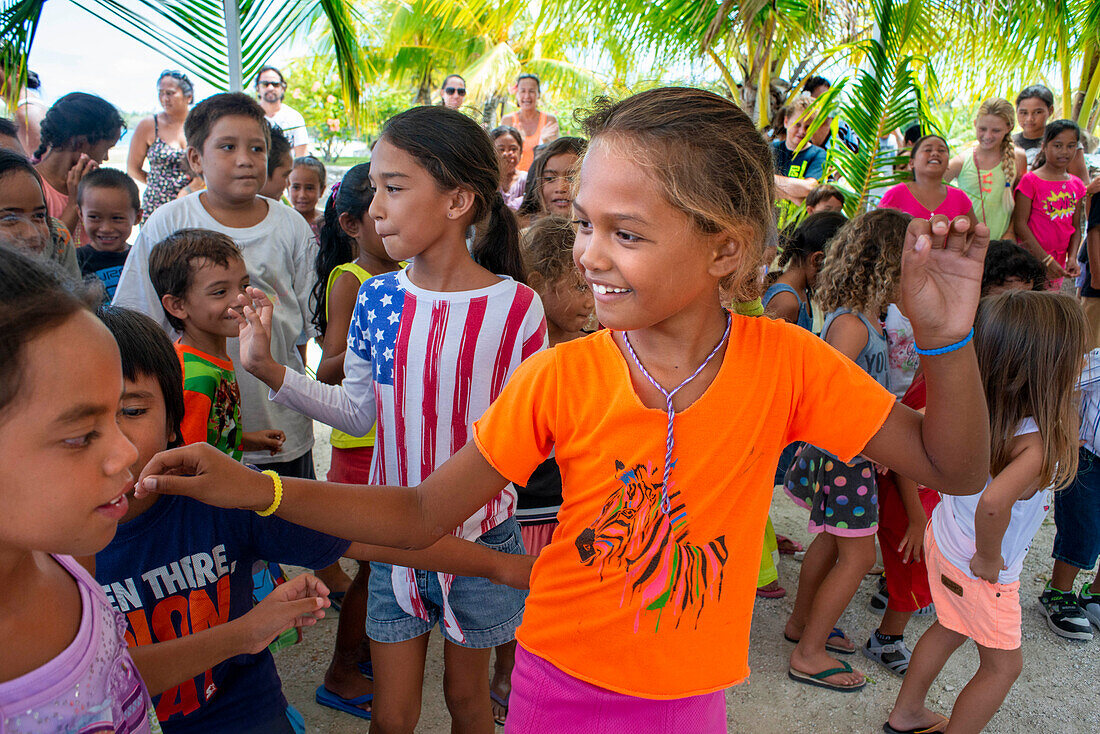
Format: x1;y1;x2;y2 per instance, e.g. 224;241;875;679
0;555;158;733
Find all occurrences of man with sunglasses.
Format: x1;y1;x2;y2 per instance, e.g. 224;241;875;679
255;66;309;157
440;74;467;110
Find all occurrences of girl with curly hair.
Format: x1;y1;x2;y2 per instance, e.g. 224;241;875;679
782;208;912;692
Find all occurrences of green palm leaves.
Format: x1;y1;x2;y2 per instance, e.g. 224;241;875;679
805;0;940;214
0;0;46;107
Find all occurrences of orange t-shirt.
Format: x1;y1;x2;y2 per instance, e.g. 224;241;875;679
472;318;896;698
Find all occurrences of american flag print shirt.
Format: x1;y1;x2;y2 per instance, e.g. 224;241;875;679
274;268;546;640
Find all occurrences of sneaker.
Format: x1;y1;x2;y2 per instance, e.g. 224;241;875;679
1039;586;1094;640
869;576;889;614
1081;590;1100;630
863;634;912;676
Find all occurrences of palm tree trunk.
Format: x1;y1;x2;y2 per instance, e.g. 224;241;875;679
221;0;243;91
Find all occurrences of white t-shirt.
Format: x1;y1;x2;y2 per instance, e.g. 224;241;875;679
113;193;318;464
930;418;1051;584
885;304;918;398
266;104;310;150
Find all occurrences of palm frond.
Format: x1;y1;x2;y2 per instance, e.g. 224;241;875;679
0;0;46;106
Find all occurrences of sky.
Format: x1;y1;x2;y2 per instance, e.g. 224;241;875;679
28;0;302;113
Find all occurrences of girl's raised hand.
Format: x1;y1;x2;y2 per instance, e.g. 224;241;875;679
232;286;286;390
136;442;275;512
900;215;990;349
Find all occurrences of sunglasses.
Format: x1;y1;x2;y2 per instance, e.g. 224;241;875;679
258;80;284;88
444;87;467;95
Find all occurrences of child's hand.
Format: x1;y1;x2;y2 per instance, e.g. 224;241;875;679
491;553;537;590
232;287;286;390
969;551;1006;584
898;520;926;564
1065;260;1082;278
65;154;98;198
136;442;275;512
243;429;285;455
238;573;330;654
900;216;989;350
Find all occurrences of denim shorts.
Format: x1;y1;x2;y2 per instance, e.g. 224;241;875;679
367;516;527;648
1052;447;1100;570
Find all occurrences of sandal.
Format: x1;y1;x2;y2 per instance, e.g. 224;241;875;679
776;534;804;555
783;627;856;655
757;581;787;598
863;635;912;676
882;715;949;733
315;685;372;720
787;660;866;692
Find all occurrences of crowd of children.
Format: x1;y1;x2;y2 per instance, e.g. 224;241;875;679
0;71;1098;734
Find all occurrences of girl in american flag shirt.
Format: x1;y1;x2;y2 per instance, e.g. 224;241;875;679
226;106;545;731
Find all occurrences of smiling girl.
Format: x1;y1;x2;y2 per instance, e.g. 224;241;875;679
137;88;993;732
491;126;527;211
879;135;977;226
946;99;1027;239
0;248;156;731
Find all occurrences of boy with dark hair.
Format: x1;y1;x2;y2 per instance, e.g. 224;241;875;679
93;304;340;733
980;239;1047;295
0;116;23;154
76;167;141;300
259;123;292;202
149;228;284;458
805;184;846;214
94;308;533;728
114;92;319;481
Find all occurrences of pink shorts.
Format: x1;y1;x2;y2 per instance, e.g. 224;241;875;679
327;445;374;484
504;645;726;734
519;521;557;556
925;526;1022;650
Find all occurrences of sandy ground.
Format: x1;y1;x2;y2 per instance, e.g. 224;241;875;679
271;421;1099;733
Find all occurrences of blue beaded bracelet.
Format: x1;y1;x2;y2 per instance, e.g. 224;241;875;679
914;328;974;356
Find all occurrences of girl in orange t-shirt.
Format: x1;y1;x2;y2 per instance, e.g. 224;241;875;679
137;88;994;733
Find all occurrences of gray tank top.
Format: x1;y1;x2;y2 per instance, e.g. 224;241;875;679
821;308;889;390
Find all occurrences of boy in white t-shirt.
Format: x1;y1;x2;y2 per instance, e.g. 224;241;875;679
114;92;318;480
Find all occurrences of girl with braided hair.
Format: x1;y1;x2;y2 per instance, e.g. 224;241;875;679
32;92;124;239
946;98;1028;239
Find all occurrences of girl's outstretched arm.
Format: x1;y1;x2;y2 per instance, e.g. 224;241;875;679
863;216;990;495
345;536;534;590
137;441;510;552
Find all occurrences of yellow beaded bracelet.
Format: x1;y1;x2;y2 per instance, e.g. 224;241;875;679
257;470;283;517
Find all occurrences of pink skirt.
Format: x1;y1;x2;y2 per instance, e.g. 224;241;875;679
504;645;726;733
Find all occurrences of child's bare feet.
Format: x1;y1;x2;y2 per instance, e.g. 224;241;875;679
885;705;948;733
783;620;856;653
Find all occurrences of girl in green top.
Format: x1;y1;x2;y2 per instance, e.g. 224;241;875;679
946;98;1027;239
309;162;402;719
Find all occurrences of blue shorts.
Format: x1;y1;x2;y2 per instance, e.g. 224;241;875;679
367;517;527;648
1052;447;1100;570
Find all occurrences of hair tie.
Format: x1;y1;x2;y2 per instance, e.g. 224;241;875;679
330;180;342;198
492;191;506;208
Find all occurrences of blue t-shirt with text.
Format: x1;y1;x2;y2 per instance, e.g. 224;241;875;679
95;494;349;734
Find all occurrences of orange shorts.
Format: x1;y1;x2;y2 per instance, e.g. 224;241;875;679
925;525;1022;650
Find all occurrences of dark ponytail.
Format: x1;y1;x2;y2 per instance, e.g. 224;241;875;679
311;163;372;336
34;92;125;162
380;105;525;282
1032;118;1080;171
778;210;847;269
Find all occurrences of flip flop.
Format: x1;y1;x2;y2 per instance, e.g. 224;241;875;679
490;690;508;726
787;660;866;692
783;627;856;654
776;534;804;555
883;715;949;733
356;660;373;680
328;591;345;613
315;685;372;720
757;583;787;598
